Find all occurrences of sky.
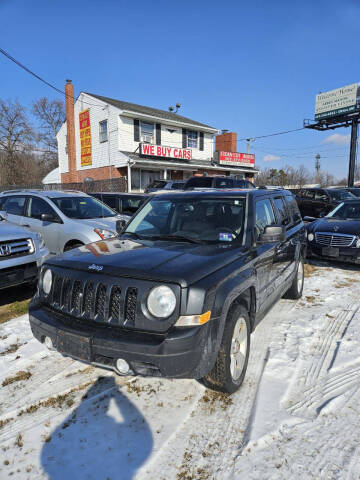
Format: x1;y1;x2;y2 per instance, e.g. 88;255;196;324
0;0;359;179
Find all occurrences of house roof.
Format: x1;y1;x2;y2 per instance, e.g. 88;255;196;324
85;93;217;130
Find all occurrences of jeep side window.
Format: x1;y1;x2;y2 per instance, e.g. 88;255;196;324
273;197;291;226
284;195;302;224
255;198;276;238
305;190;315;199
215;178;233;188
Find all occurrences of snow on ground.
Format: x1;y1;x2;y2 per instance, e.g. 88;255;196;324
0;261;360;480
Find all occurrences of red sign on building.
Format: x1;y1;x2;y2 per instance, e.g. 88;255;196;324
217;151;255;167
140;143;192;160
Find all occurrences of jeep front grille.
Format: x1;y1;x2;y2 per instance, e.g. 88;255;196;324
0;238;34;260
49;274;138;327
315;232;355;247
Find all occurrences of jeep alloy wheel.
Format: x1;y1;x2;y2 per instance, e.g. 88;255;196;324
230;316;248;381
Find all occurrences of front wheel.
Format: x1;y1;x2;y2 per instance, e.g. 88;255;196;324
284;257;304;300
202;304;250;394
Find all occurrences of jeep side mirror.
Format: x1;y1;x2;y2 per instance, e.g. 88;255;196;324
258;225;286;244
116;219;127;235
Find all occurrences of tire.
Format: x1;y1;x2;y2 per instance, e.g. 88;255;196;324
64;242;83;252
284;256;304;300
202;304;250;394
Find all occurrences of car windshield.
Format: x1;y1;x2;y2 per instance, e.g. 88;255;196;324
51;196;116;219
123;196;246;244
328;190;356;201
327;202;360;220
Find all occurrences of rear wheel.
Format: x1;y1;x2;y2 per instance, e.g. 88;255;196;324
202;304;250;394
284;257;304;300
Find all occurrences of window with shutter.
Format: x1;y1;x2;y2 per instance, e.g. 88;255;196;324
134;119;140;142
199;132;204;151
156;123;161;145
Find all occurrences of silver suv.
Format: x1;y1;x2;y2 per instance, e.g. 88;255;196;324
0;214;49;289
0;190;125;255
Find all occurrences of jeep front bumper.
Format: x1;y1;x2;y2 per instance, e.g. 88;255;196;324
29;304;220;379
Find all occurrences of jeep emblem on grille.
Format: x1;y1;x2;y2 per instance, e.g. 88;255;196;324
88;264;103;271
333;225;339;232
0;244;11;256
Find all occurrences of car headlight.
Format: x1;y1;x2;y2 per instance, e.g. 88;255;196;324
147;286;176;318
42;269;52;295
94;228;117;240
356;239;360;248
307;233;314;242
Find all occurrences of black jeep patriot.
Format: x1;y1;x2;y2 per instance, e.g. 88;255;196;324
29;189;306;393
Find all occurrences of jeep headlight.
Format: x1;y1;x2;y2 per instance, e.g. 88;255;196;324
356;238;360;248
307;233;314;242
37;233;45;249
42;269;52;295
147;286;176;318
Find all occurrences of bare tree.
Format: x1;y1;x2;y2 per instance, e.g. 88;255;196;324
0;99;34;185
32;97;65;170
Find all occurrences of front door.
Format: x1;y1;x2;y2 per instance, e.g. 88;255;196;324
21;196;61;255
253;197;278;307
271;196;294;289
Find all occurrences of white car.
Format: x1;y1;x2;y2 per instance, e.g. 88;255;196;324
0;214;49;290
0;190;127;255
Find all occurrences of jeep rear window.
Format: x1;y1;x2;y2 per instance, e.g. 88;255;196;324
185;177;213;189
124;197;246;243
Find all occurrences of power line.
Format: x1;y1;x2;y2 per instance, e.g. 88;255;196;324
237;127;305;142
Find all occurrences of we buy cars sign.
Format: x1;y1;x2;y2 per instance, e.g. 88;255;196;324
218;151;255;167
140;143;192;160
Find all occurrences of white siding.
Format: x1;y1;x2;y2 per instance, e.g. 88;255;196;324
57;92;217;174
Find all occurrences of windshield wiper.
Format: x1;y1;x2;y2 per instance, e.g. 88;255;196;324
144;234;204;244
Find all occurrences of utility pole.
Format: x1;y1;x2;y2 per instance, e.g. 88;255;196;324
246;138;255;153
348;119;358;187
315;153;321;183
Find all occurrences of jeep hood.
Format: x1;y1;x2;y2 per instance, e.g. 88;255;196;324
45;236;246;287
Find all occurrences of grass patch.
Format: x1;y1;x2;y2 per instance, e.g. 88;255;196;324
0;298;31;324
304;263;319;278
2;370;32;387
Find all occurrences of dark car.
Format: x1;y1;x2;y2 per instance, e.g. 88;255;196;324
306;199;360;264
144;180;185;193
92;192;148;219
184;175;255;190
29;189;305;394
295;188;355;218
339;187;360;198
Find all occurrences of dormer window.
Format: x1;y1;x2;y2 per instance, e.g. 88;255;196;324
140;121;154;143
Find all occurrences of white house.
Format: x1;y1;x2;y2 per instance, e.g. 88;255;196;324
58;81;257;191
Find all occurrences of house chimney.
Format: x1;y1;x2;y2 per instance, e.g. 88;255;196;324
65;79;77;180
215;131;237;152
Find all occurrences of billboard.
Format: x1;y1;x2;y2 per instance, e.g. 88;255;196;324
79;109;92;166
216;151;255;167
315;83;359;120
140;143;192;160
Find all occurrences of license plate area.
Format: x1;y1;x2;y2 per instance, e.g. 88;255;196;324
322;247;339;257
57;331;91;361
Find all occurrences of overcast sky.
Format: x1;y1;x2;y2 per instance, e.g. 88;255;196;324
0;0;359;178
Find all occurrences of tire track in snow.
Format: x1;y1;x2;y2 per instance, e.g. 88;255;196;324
283;304;359;418
138;299;297;480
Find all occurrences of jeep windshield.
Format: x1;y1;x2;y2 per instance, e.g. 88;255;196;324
123;196;246;243
51;196;117;219
327;201;360;220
